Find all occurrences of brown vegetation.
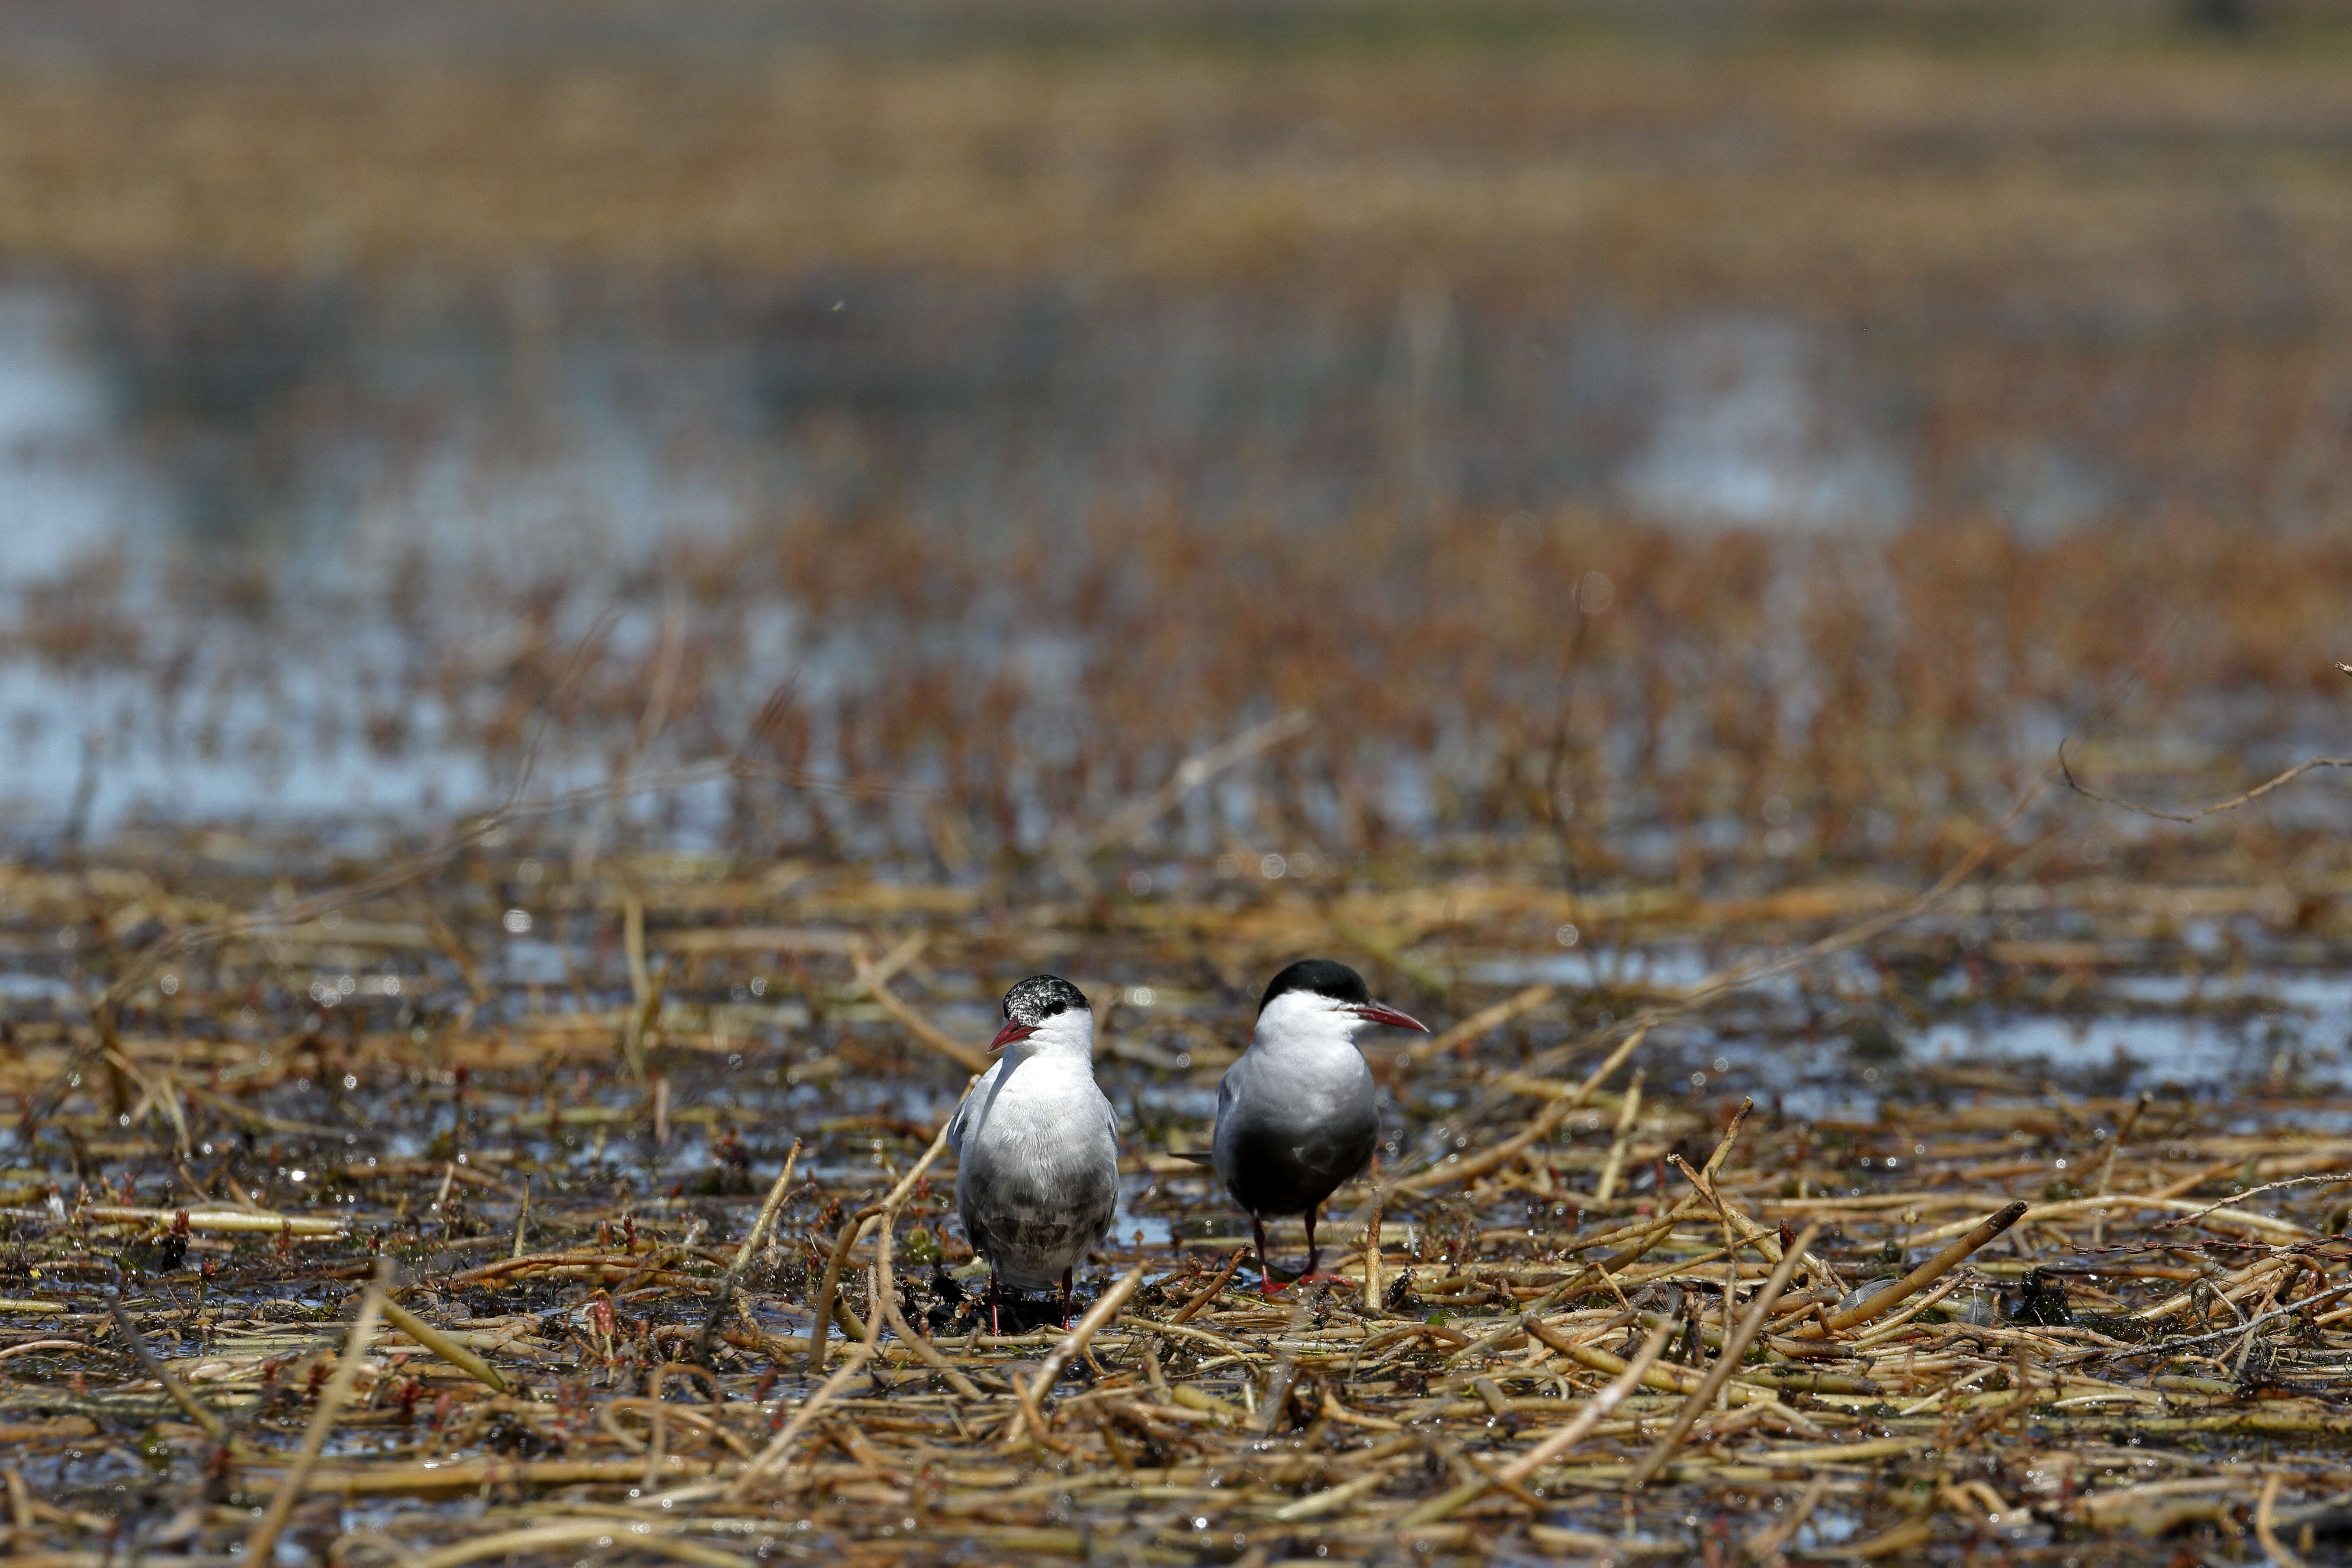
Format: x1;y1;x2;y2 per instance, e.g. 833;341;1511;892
2;33;2352;325
5;832;2352;1564
8;8;2352;1565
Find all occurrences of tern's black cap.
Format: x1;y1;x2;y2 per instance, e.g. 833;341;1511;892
1257;958;1372;1015
1002;974;1089;1026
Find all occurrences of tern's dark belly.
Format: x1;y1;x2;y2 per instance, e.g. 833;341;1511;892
1218;1106;1378;1218
958;1159;1118;1288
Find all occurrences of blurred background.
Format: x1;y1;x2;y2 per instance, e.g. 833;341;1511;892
5;0;2352;879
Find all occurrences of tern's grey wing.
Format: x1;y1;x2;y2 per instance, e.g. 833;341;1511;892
946;1060;1000;1153
1213;1056;1243;1127
1208;1055;1246;1187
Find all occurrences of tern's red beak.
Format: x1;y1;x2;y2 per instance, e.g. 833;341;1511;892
1351;1002;1429;1033
990;1020;1037;1053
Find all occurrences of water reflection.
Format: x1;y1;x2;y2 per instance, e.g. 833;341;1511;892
1626;316;1910;535
0;285;159;587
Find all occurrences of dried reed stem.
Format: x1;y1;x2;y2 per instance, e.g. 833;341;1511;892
246;1267;391;1563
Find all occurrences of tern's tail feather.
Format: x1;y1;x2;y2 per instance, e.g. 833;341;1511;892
1170;1150;1215;1166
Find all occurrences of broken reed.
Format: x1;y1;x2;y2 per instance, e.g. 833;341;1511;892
6;837;2352;1564
13;1072;2350;1564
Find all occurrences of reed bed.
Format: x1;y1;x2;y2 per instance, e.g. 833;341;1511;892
4;803;2352;1565
7;10;2352;1565
25;503;2352;880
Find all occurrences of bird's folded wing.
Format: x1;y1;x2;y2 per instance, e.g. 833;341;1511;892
945;1060;1002;1152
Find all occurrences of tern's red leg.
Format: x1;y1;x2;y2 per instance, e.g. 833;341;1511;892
988;1270;1002;1337
1253;1215;1278;1297
1059;1269;1073;1331
1288;1205;1357;1289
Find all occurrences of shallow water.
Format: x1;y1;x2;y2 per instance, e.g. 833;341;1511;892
0;275;1946;842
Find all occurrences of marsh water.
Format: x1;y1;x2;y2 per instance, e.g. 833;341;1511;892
0;274;2101;839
